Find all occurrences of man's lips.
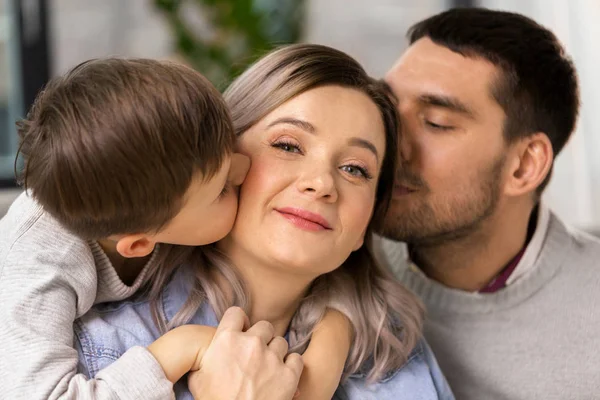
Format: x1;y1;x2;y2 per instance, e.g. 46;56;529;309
275;207;332;231
394;185;417;196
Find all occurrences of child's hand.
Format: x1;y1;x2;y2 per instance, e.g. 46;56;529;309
147;324;216;383
296;308;352;399
190;326;217;372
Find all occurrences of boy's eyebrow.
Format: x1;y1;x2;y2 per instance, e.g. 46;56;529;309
418;93;477;119
268;117;379;160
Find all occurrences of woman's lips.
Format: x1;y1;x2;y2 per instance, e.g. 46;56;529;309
275;207;332;232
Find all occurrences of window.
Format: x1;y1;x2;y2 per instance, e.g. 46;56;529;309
0;0;49;187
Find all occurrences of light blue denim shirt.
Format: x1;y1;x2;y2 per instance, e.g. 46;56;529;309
75;266;454;400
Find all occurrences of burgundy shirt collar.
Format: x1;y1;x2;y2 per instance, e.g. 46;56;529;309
478;206;539;293
479;247;526;293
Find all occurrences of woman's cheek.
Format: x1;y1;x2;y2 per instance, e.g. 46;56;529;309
241;158;291;197
347;192;377;231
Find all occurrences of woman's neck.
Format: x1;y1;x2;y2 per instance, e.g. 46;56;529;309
217;237;315;336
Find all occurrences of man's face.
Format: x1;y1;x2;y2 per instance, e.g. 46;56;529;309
383;37;509;245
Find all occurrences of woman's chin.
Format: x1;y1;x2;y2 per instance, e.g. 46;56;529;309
266;244;350;277
262;247;332;275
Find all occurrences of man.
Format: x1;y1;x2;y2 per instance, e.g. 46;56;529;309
378;7;599;400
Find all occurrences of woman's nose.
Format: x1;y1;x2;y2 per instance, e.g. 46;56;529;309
295;167;338;202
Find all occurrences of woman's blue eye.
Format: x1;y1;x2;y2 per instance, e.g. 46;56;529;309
341;165;372;180
271;140;372;180
273;141;302;153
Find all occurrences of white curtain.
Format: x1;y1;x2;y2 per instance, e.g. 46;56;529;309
482;0;600;232
304;0;448;78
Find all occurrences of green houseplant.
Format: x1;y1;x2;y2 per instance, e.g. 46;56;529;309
154;0;304;89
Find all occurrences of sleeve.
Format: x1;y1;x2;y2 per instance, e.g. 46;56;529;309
421;340;455;400
67;347;174;400
0;249;172;400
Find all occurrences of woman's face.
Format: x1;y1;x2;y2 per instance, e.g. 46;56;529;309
227;85;387;276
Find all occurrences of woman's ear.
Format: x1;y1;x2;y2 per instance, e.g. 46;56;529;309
115;234;157;258
504;132;553;197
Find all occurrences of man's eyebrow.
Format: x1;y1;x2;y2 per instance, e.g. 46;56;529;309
267;117;316;133
418;94;477;119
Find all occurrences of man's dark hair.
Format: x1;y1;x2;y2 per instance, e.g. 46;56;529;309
408;7;580;193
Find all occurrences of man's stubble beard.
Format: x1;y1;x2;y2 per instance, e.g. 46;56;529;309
382;157;505;248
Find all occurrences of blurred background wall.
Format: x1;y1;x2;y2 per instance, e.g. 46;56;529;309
1;0;599;233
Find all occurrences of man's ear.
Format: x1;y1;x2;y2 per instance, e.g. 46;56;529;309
115;234;157;258
504;132;553;197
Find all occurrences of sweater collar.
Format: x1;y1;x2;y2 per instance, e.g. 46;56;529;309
376;206;571;314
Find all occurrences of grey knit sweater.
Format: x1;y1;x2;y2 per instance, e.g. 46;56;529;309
376;211;600;399
0;193;173;399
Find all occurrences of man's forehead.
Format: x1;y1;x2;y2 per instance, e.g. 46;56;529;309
386;38;499;106
389;38;466;73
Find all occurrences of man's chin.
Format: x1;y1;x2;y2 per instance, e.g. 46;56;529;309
386;198;420;221
379;223;418;243
380;209;436;243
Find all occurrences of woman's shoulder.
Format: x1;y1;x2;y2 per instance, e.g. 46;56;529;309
335;340;454;400
75;264;217;377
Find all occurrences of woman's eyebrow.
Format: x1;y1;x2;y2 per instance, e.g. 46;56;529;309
348;137;378;161
267;117;316;133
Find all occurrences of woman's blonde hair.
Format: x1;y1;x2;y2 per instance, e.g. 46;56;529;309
148;44;423;383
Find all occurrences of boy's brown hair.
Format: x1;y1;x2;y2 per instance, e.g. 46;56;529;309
16;58;234;239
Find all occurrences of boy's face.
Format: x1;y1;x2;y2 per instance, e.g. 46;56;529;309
151;153;250;246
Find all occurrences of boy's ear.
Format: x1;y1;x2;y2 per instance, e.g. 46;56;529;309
115;234;157;258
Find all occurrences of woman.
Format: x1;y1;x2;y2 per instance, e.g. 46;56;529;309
74;44;453;399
